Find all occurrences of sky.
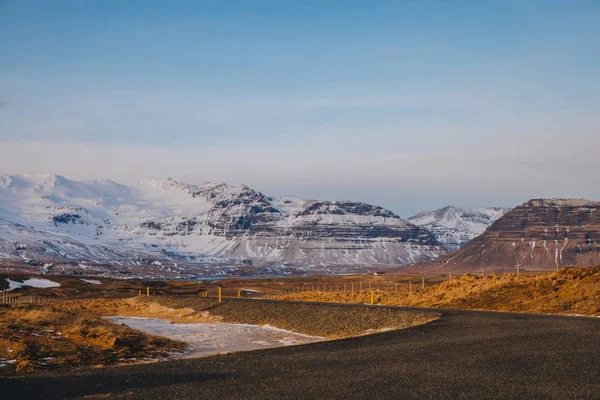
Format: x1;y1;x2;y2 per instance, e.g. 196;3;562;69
1;0;599;217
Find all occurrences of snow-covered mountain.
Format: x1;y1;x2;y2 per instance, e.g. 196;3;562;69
0;174;446;276
408;206;510;252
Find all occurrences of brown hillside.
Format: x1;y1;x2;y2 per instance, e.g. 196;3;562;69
404;198;600;273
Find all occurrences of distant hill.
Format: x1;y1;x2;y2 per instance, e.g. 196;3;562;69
404;199;600;273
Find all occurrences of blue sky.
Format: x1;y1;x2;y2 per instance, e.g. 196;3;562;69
1;1;599;216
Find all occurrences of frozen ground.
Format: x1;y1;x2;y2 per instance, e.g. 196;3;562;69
108;317;324;358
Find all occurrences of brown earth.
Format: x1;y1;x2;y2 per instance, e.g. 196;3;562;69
404;198;600;273
0;273;455;301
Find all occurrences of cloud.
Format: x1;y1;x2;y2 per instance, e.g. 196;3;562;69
1;137;599;217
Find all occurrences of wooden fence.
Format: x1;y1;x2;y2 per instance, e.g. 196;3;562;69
278;279;428;295
0;292;53;305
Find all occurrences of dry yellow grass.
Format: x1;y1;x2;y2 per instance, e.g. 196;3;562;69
0;302;186;373
277;266;600;317
60;298;222;323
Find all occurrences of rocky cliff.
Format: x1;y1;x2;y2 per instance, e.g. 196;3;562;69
405;199;600;273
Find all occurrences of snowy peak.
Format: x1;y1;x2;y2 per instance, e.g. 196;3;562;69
474;207;512;221
408;205;510;252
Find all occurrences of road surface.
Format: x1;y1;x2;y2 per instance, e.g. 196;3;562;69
2;301;599;399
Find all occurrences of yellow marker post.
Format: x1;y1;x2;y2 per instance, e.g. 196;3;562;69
237;291;241;299
370;291;374;305
146;287;150;297
138;289;141;296
218;287;222;303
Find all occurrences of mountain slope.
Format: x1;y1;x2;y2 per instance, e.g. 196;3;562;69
0;175;446;276
408;206;509;252
405;199;600;273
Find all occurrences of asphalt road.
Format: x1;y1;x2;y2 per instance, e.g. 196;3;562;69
2;302;600;400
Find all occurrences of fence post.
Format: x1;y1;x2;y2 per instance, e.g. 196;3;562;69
409;281;412;293
422;277;425;289
395;282;398;293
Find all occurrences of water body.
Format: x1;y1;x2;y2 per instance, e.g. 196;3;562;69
108;317;323;358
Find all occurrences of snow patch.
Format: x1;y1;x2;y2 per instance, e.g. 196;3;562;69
81;279;102;285
4;277;60;290
107;317;323;358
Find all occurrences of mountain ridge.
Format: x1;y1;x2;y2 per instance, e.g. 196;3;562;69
0;174;446;277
